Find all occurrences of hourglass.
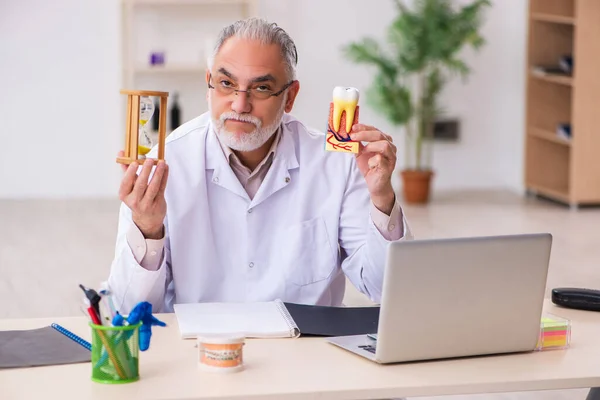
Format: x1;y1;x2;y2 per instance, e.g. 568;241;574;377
117;89;169;165
138;95;154;156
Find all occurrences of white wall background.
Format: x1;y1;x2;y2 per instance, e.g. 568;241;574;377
0;0;527;199
0;0;122;198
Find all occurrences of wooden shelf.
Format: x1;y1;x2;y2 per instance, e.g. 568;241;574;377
527;183;571;203
529;127;571;147
124;0;249;5
530;71;573;86
530;0;575;20
525;0;600;207
133;65;207;74
531;13;576;25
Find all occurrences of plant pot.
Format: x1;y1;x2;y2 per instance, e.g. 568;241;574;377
401;169;434;204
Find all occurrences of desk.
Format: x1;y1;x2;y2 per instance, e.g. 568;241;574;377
1;300;600;400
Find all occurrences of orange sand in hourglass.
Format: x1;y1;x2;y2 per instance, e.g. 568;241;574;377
138;146;151;155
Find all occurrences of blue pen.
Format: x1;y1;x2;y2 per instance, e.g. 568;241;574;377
99;289;118;319
98;298;113;326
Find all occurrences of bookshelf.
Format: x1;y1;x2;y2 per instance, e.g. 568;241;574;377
530;13;576;25
525;0;600;208
120;0;257;135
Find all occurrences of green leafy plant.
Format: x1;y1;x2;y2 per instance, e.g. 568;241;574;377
343;0;491;171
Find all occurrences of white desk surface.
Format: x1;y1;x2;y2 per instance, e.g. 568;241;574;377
1;300;600;400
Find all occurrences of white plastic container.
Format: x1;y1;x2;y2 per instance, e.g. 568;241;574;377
197;335;245;373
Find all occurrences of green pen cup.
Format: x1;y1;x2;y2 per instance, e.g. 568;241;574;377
89;322;142;384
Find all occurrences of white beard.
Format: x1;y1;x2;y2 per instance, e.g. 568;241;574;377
210;93;287;152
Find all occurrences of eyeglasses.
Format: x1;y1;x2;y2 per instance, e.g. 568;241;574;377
208;74;294;100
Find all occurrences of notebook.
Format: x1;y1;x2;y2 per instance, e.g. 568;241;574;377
282;302;379;337
0;326;90;369
174;299;300;339
174;299;382;339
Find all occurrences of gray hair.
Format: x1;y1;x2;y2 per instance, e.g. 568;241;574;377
207;17;298;81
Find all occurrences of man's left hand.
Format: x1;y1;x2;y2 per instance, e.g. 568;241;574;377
350;124;397;215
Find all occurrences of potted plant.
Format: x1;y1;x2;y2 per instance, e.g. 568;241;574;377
342;0;490;204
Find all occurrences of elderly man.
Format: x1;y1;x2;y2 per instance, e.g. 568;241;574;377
107;17;412;314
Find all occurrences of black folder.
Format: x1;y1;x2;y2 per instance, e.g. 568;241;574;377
0;326;90;369
283;302;380;337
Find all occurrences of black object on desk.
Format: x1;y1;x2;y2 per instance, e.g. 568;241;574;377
283;302;380;337
552;287;600;312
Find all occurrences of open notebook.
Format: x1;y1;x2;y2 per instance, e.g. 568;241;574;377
173;299;381;339
174;299;300;339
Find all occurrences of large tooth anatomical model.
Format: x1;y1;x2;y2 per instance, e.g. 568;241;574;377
325;86;360;154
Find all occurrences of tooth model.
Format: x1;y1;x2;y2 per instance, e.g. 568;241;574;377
325;86;360;154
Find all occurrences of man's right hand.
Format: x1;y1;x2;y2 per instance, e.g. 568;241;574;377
118;150;169;239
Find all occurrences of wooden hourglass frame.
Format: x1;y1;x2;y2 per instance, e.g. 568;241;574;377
117;89;169;165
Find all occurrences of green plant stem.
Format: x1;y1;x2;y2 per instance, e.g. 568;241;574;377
416;72;427;171
425;120;433;171
415;133;422;170
405;121;414;170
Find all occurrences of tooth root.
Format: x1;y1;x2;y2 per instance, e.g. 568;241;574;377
332;101;357;134
333;102;343;133
344;104;357;133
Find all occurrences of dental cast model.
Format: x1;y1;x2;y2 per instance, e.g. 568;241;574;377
325;86;360;153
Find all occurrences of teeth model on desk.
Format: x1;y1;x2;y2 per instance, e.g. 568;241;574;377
325;86;360;154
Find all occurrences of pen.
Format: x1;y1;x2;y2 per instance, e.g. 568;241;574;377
107;294;118;318
87;305;127;379
80;285;130;379
87;306;102;325
98;296;113;326
79;284;102;317
99;289;118;321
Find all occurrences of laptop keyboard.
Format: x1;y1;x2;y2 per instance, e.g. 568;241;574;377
358;344;376;354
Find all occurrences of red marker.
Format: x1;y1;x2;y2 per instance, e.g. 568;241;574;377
79;284;101;317
87;306;102;325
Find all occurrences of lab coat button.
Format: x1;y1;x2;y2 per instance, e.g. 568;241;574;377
389;224;395;231
248;208;253;213
285;177;290;183
213;177;219;183
249;262;254;268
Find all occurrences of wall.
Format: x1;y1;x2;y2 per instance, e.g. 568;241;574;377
435;0;528;193
0;0;527;198
0;0;122;198
276;0;528;194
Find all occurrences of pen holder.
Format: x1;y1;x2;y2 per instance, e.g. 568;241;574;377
90;322;142;384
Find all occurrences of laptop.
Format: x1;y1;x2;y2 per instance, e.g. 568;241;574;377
328;233;552;363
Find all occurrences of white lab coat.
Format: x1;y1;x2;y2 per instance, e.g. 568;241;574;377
107;112;412;313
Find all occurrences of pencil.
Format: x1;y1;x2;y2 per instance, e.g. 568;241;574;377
88;308;127;379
